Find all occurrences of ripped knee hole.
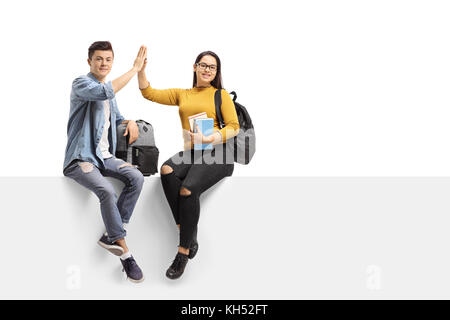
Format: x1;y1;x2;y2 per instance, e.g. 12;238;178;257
161;165;174;175
79;162;94;173
118;162;134;169
179;187;192;196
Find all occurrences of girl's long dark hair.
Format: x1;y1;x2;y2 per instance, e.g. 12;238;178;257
192;51;223;90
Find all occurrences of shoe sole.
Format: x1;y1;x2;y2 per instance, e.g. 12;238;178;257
127;275;145;283
97;240;124;256
166;271;183;280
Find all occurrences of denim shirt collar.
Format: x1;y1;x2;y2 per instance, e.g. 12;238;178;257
87;72;101;82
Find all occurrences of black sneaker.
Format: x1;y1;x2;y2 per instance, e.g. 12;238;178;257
97;234;124;256
121;256;144;283
188;241;199;259
188;227;198;259
166;252;189;280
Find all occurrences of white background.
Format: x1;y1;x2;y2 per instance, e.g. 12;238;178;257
1;1;450;300
1;0;450;176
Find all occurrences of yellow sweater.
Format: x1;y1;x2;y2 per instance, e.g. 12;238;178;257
140;84;240;150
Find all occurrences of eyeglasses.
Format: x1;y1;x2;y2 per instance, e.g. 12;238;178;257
196;62;217;72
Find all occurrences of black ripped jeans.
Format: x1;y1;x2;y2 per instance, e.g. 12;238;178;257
160;144;234;249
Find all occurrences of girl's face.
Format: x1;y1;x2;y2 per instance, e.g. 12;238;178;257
193;55;217;87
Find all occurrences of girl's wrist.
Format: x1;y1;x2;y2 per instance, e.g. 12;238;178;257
206;131;222;144
204;135;215;144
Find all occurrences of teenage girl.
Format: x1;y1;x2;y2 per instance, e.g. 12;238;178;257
138;47;239;279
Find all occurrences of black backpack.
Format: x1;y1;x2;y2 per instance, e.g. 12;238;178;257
116;119;159;176
214;90;255;164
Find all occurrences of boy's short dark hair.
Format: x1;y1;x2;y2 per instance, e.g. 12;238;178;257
88;41;114;60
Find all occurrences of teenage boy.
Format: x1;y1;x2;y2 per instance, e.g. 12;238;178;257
63;41;147;283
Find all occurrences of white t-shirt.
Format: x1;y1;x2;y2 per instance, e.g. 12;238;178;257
99;100;113;159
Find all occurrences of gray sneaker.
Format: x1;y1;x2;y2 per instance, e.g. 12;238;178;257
97;234;124;256
121;256;145;283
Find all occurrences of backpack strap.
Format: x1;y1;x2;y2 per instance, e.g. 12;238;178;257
229;91;237;102
125;129;131;148
214;89;225;129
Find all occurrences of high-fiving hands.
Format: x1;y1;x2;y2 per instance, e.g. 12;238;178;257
133;46;147;72
137;46;149;89
112;45;147;93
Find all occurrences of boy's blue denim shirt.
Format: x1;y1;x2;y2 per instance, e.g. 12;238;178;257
63;72;125;172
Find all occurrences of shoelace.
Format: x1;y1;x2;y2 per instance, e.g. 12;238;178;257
122;258;136;273
170;255;186;270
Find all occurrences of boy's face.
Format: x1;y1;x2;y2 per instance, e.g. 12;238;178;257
88;50;114;80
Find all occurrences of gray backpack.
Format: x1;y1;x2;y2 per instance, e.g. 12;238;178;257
116;119;159;176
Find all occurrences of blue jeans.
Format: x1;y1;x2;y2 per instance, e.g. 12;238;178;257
63;156;144;242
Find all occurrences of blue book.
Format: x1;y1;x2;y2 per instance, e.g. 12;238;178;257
193;118;214;150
